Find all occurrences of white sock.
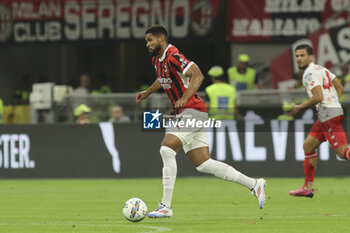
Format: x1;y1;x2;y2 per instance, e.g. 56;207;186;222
196;158;256;190
160;146;177;208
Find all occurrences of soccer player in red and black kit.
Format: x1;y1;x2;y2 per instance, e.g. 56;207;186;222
136;25;266;218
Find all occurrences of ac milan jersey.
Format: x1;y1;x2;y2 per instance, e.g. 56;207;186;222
152;44;207;114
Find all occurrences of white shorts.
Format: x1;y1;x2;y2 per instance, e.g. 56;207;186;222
166;108;209;154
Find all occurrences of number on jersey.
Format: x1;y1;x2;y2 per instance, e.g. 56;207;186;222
323;70;332;90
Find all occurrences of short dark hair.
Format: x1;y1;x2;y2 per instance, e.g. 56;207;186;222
295;44;313;55
145;25;168;41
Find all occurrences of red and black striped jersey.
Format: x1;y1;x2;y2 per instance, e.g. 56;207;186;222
152;44;207;114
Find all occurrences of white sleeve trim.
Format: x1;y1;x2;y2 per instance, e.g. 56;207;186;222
182;61;194;75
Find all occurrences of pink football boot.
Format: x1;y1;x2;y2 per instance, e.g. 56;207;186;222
289;186;314;198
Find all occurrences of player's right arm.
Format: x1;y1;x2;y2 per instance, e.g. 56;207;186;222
290;86;323;116
136;79;162;103
332;77;343;98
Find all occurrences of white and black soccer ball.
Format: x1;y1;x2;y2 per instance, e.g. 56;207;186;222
122;198;147;222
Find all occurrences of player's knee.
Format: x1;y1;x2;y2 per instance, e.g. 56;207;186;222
160;146;176;159
303;142;314;153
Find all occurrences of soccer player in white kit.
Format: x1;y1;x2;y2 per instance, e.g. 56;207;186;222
136;25;266;218
289;44;350;197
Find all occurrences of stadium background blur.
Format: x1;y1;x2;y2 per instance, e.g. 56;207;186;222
0;0;349;177
0;1;350;232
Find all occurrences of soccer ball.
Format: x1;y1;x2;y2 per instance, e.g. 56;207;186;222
122;197;147;222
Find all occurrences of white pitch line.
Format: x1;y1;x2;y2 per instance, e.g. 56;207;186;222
137;226;171;233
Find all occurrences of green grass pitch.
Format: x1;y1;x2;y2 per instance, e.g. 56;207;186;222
0;177;349;233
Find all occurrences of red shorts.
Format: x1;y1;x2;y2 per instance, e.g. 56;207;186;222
309;115;348;149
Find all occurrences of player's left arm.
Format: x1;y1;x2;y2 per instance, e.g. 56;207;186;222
290;86;323;116
174;63;204;109
332;77;343;98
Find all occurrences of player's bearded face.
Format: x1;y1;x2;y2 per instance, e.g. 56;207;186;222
145;34;161;56
295;49;312;69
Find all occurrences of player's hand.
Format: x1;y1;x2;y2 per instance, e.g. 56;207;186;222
136;91;149;104
290;105;302;116
174;98;187;110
